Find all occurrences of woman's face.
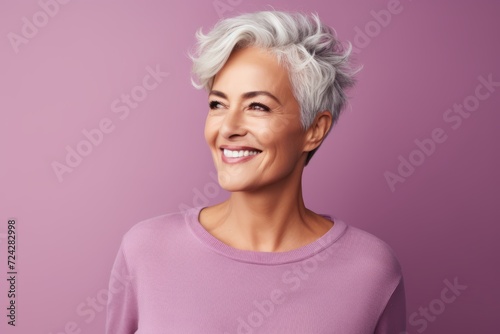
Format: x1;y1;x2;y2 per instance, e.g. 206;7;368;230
204;46;311;192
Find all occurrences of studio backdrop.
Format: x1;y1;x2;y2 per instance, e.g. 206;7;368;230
0;0;498;333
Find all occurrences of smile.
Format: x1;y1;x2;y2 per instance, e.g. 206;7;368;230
221;149;262;164
223;149;261;157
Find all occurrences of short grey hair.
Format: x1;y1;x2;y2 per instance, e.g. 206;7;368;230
189;10;359;165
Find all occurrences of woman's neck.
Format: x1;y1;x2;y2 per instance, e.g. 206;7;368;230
200;175;333;252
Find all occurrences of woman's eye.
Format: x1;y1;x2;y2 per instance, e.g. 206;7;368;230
209;100;224;109
249;102;270;112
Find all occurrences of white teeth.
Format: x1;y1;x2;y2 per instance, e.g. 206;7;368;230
223;149;261;158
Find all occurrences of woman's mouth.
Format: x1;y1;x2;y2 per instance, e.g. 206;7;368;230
221;148;262;164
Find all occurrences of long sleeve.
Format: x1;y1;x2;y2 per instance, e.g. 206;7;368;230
105;242;139;334
374;276;406;334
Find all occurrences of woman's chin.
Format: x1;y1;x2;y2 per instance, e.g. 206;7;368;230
217;177;265;193
218;180;252;192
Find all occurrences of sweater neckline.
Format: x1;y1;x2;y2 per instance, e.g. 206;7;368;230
185;206;348;265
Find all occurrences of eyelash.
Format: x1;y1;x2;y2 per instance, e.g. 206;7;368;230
249;102;271;112
208;100;270;112
208;100;223;109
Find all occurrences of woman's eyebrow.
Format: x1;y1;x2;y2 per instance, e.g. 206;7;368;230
209;90;282;106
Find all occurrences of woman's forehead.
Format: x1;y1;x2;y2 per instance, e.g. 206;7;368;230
212;46;293;98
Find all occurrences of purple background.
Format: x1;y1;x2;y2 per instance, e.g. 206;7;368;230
1;0;499;333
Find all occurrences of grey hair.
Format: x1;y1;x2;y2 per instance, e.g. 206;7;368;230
189;10;359;165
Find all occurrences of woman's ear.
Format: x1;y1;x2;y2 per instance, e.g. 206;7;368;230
303;110;333;152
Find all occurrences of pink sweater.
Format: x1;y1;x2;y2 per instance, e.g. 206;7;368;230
105;206;406;333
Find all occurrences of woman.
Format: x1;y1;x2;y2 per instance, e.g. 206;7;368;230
105;10;406;333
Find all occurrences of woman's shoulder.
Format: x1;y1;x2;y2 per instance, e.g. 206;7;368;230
338;221;403;278
119;208;193;251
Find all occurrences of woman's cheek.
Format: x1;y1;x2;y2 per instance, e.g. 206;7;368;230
204;117;220;141
256;118;279;145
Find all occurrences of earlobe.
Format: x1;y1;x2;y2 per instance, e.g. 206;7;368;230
303;111;332;152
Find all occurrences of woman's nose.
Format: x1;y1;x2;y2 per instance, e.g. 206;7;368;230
219;108;246;138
